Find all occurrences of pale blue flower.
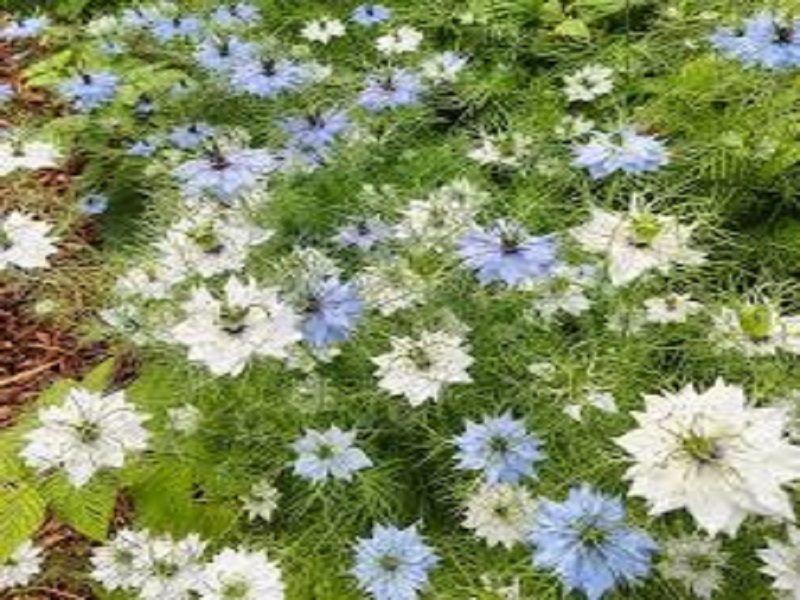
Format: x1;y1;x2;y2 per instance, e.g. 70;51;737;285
194;36;257;72
121;7;159;29
0;84;14;104
280;110;351;149
710;12;800;69
133;94;156;120
359;69;423;111
211;3;261;27
167;123;216;150
454;413;544;484
529;485;658;600
128;139;159;157
352;525;439;600
457;220;558;287
149;15;204;43
300;277;363;348
1;16;49;39
59;72;119;112
572;128;669;179
230;58;304;97
79;193;109;215
334;218;392;250
173;147;278;202
352;4;393;26
291;426;372;482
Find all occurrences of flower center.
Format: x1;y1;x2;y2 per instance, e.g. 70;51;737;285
75;421;101;444
489;436;509;454
578;521;607;547
408;346;433;370
379;554;401;572
500;233;521;255
737;304;775;342
0;227;12;250
189;224;225;255
114;548;135;566
629;214;662;248
154;560;179;579
682;433;722;465
222;579;250;600
775;23;795;44
315;443;336;460
220;305;249;335
687;553;713;573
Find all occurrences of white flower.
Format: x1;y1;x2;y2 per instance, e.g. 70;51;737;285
168;404;202;434
563;65;614;102
570;201;705;286
114;263;184;300
529;264;598;321
643;294;702;324
554;115;596;139
759;526;800;600
373;330;473;406
136;534;206;600
156;206;271;279
91;529;152;591
356;260;427;316
395;179;486;251
242;479;280;523
660;535;726;599
21;387;150;487
527;361;556;379
376;26;423;54
0;140;60;176
563;388;618;422
300;18;346;44
463;484;537;549
420;51;468;82
616;379;800;536
713;301;800;356
467;132;534;168
169;277;302;377
199;548;284;600
0;541;43;590
0;211;58;270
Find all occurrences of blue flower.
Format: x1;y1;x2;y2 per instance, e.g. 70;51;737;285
211;3;261;28
529;485;658;600
359;69;423;111
167;123;216;150
334;217;392;250
149;15;204;43
79;193;109;215
280;109;351;149
457;220;558;287
128;139;159;157
1;16;49;39
0;84;14;104
58;72;119;112
230;58;304;97
352;524;439;600
291;426;372;482
121;7;158;29
454;413;544;484
711;12;800;70
194;36;256;72
572;128;669;179
133;94;156;120
173;146;278;202
352;4;393;26
300;277;363;348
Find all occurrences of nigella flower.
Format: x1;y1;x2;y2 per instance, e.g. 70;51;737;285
711;12;800;70
454;413;544;484
573;127;669;179
173;144;278;202
299;277;363;348
457;220;558;288
0;83;14;103
133;94;156;121
352;4;392;26
149;15;203;43
59;72;119;112
230;58;304;98
359;69;423;111
334;217;391;250
211;3;261;28
352;524;439;600
291;426;372;482
79;193;109;215
167;123;216;150
128;139;159;157
280;110;350;149
1;16;49;39
194;36;256;73
529;485;658;600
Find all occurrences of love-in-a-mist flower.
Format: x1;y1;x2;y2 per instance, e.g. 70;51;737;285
529;485;657;600
167;123;216;149
301;18;346;44
169;277;302;377
660;535;726;600
230;58;304;98
149;15;203;42
373;330;473;406
530;264;598;320
0;83;13;103
58;71;119;111
194;37;257;73
0;541;43;590
377;26;423;54
242;479;280;523
352;525;439;600
356;259;427;316
573;127;669;179
759;526;800;599
280;110;351;150
79;193;109;215
90;529;152;592
643;294;702;324
211;3;260;28
359;69;423;111
458;220;558;287
467;132;534;168
297;276;363;349
710;12;800;70
198;548;284;600
463;483;537;549
352;4;392;26
0;211;58;270
334;217;391;250
136;533;206;600
455;414;543;484
21;387;150;487
616;379;800;535
563;65;614;102
1;16;49;39
291;426;372;482
712;299;800;356
0;139;60;175
570;201;705;286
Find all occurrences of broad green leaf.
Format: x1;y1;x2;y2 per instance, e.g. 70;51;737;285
42;474;117;541
0;480;46;561
81;358;116;393
554;18;591;40
24;49;75;88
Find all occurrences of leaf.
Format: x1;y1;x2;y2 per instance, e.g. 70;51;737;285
81;358;116;393
24;49;75;88
554;18;591;40
42;474;117;541
0;480;46;561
